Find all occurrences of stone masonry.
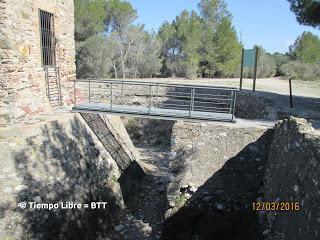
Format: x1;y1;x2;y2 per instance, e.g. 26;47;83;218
0;0;76;125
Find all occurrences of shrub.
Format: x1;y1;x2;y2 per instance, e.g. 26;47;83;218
279;61;320;81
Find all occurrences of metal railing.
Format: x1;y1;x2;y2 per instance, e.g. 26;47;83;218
73;79;238;121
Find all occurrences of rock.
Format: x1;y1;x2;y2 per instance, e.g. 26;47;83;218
169;201;176;208
184;193;191;199
188;182;194;187
249;145;259;152
142;224;152;234
170;152;176;159
3;187;12;193
115;224;125;231
180;184;189;192
216;203;224;210
219;132;227;137
188;186;197;193
158;187;165;193
203;196;213;202
167;174;175;181
14;184;28;192
33;196;42;202
262;229;270;236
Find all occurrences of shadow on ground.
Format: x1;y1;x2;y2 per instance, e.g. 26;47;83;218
162;129;274;240
12;117;123;240
238;89;320;128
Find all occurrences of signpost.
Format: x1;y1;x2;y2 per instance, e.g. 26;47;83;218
240;47;259;92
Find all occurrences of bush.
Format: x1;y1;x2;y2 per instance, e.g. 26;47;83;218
279;61;320;81
168;60;198;79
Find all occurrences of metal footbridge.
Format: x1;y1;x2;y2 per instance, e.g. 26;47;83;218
72;79;238;122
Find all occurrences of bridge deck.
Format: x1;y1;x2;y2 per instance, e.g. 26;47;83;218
72;79;238;122
72;103;234;122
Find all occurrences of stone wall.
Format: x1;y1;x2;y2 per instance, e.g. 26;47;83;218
80;113;145;202
0;0;76;125
262;117;320;240
162;117;320;240
0;113;124;239
167;120;274;204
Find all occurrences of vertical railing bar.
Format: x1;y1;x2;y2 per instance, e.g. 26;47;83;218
148;84;152;114
110;83;113;111
88;78;91;102
192;88;195;111
232;90;237;121
121;80;124;104
155;83;159;108
229;91;233;114
189;88;194;118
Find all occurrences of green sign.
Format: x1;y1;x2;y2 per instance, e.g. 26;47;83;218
243;49;256;68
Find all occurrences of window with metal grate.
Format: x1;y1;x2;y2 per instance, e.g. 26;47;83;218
39;9;56;66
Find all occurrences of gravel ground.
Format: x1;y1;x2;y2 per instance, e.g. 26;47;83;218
109;146;171;240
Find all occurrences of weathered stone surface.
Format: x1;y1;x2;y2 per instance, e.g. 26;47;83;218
163;122;273;240
167;120;273;204
0;113;125;239
262;117;320;240
162;117;320;240
0;0;76;126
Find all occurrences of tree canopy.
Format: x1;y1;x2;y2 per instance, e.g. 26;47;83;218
74;0;161;79
288;0;320;28
74;0;320;81
289;31;320;64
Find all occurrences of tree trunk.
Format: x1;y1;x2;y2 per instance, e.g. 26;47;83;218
113;63;118;79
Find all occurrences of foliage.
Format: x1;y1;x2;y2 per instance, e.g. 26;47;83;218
158;0;242;78
73;0;320;81
288;0;320;28
210;17;242;77
75;0;161;79
289;31;320;64
74;0;106;41
76;35;114;78
256;46;277;78
198;0;231;27
105;0;137;33
280;60;320;80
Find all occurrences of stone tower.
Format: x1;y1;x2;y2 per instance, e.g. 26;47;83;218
0;0;76;126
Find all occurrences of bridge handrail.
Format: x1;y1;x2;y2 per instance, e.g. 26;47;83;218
73;78;238;122
76;78;240;92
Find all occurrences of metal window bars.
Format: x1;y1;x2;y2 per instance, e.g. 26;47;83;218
39;9;56;67
73;79;238;122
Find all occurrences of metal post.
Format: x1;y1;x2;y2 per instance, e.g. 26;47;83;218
189;88;195;117
148;85;152;114
110;83;113;111
289;78;293;108
155;83;159;108
121;81;124;104
232;91;237;121
240;48;244;91
88;79;91;102
253;47;258;92
229;91;233;114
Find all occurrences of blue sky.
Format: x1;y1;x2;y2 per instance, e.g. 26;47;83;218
129;0;320;53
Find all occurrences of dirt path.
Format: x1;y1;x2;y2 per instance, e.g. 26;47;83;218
110;146;171;240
